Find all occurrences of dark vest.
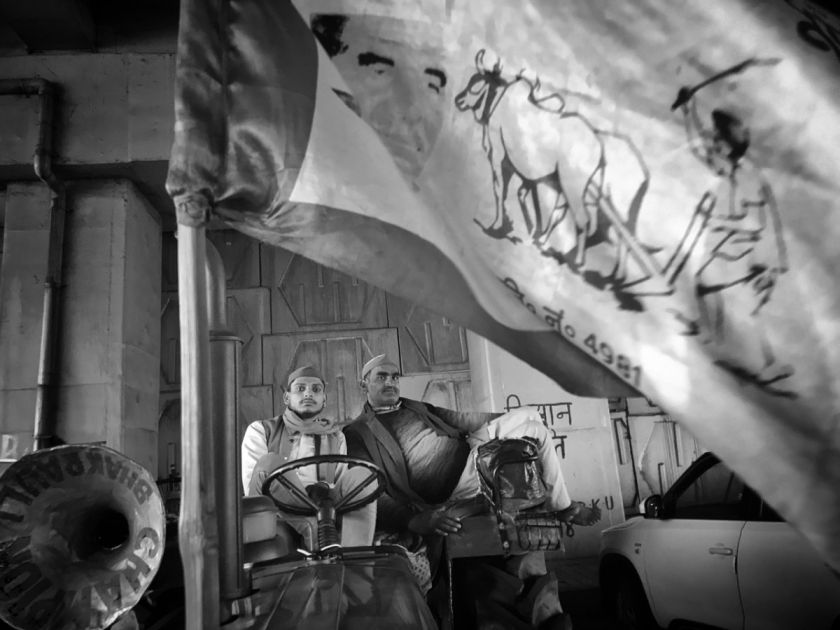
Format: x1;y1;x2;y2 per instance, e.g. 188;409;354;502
347;399;467;507
248;416;338;496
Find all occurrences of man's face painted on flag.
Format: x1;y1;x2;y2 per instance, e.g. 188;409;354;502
312;14;448;179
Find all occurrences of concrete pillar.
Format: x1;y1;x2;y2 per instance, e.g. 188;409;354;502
0;180;161;472
56;180;161;473
466;331;502;412
467;331;624;558
0;183;52;460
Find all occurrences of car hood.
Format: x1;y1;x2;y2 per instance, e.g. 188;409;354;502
601;515;645;537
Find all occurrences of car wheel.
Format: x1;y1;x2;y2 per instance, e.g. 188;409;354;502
610;568;659;630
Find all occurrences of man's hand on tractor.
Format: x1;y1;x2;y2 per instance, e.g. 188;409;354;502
409;507;462;536
558;501;601;526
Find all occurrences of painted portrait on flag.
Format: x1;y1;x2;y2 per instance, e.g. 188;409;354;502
310;13;449;180
168;0;840;571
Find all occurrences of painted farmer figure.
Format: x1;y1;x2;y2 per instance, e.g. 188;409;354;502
677;83;792;388
241;366;376;547
344;354;599;629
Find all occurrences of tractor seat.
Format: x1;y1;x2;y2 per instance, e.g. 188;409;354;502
242;495;298;564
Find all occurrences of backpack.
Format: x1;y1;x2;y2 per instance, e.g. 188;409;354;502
475;437;547;513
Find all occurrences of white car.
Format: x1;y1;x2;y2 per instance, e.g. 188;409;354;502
599;452;840;630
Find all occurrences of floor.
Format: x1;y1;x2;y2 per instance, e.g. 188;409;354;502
551;556;600;592
551;557;616;630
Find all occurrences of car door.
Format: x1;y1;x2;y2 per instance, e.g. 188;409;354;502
642;459;745;629
738;502;840;630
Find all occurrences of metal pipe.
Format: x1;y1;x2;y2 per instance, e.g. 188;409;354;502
205;240;247;606
0;79;65;451
211;333;245;606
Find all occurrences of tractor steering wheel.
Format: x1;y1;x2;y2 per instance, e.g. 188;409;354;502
260;455;385;516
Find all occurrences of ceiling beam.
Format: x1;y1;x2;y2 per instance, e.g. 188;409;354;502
0;0;95;52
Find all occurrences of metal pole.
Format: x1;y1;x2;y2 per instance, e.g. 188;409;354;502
176;222;221;629
33;190;65;451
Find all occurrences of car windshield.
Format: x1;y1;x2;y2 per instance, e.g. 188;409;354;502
268;554;437;630
671;460;747;520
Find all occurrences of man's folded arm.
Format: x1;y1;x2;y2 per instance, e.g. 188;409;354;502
345;424;418;533
248;452;287;497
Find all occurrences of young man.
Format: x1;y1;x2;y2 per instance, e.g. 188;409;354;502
241;365;375;548
344;354;599;629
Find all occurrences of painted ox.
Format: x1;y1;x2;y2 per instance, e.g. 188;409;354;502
455;50;650;281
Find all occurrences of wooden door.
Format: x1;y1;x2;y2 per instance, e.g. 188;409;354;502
262;328;399;422
159;232;472;489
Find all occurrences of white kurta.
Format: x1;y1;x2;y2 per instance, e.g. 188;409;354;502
240;420;374;548
241;421;348;492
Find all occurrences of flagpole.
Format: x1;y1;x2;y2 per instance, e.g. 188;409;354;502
176;216;221;629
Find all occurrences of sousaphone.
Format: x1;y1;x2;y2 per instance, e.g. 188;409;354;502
0;445;165;629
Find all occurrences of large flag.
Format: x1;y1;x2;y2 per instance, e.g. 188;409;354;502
167;0;840;569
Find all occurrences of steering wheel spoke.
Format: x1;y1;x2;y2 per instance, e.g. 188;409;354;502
332;468;380;512
272;471;319;510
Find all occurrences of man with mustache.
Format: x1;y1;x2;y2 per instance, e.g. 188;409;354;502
241;365;376;548
345;354;599;629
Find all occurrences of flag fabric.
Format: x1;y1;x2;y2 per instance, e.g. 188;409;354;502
167;0;840;569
